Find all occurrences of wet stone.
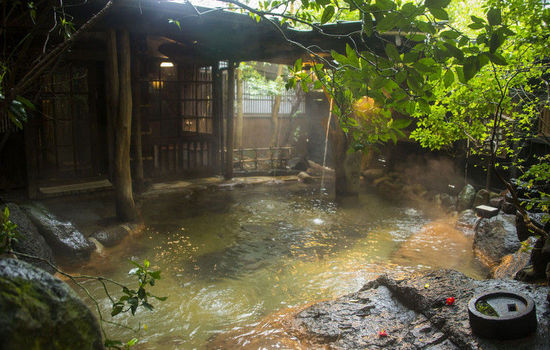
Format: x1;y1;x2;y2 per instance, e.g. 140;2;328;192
285;270;550;350
23;203;95;260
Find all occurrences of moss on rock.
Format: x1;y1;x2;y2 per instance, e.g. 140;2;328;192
0;258;104;350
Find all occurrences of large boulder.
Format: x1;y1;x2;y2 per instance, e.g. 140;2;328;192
457;184;476;211
23;203;95;260
474;214;521;268
0;258;104;349
493;236;537;279
284;269;549;349
287;156;309;171
473;189;490;207
90;223;140;248
4;203;56;274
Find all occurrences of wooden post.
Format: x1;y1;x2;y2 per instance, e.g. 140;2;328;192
131;37;144;192
114;29;137;221
236;67;244;148
105;29;118;181
225;61;235;179
212;64;222;173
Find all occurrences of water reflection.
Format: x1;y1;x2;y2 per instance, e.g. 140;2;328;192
73;183;487;349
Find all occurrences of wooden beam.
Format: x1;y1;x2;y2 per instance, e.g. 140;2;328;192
224;61;236;179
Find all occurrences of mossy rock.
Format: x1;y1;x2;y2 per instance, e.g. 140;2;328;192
0;258;104;349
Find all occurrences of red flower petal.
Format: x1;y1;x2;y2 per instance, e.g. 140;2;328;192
378;330;388;337
446;297;455;305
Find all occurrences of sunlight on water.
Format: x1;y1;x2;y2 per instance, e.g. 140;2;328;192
73;183;487;349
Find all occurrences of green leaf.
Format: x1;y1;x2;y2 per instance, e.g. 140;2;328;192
363;13;373;36
375;0;395;11
294;58;302;72
489;32;503;53
443;69;454;87
471;15;485;23
425;0;451;8
111;305;123;317
487;8;501;26
377;13;398;32
416;21;436;34
487;52;507;65
429;7;449;20
462;56;479;82
468;22;485;30
384;43;400;62
443;42;464;61
320;5;335;24
440;30;459;40
127;338;139;346
16;96;35;111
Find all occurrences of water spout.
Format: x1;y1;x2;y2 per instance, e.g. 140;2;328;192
321;98;333;190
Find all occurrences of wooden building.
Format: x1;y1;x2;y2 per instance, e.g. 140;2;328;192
0;0;384;200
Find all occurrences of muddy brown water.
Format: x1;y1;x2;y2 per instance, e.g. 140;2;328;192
71;183;487;349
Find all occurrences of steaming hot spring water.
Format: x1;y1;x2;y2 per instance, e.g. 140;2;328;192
71;183;487;349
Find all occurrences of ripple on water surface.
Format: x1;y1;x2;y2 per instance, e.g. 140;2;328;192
73;183;487;349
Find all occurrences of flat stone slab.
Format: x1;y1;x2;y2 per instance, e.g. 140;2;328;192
284;270;549;349
475;205;499;219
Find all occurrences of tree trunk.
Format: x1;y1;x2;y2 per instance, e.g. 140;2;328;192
270;64;284;147
280;86;304;146
235;67;244;148
114;29;137;221
330;115;361;197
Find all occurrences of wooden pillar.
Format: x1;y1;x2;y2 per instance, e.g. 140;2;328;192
236;67;243;148
212;64;222;173
105;29;118;181
225;61;236;179
113;29;137;221
131;36;144;192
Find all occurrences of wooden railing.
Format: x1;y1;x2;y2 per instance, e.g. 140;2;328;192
233;147;292;172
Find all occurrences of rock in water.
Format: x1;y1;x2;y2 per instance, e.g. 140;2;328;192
4;203;56;274
474;213;521;268
456;209;478;232
91;223;138;247
286;270;549;349
297;171;314;184
23;203;95;260
457;184;476;211
0;258;104;349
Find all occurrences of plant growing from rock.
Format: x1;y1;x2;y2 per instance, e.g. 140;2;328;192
0;206;166;349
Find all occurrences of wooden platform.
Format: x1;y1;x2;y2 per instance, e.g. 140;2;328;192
39;179;113;197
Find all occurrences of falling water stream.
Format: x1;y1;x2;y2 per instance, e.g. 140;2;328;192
72;183;486;349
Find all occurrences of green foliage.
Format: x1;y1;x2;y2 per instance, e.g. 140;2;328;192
110;259;167;317
0;206;18;254
475;299;499;316
518;155;550;219
239;62;286;96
